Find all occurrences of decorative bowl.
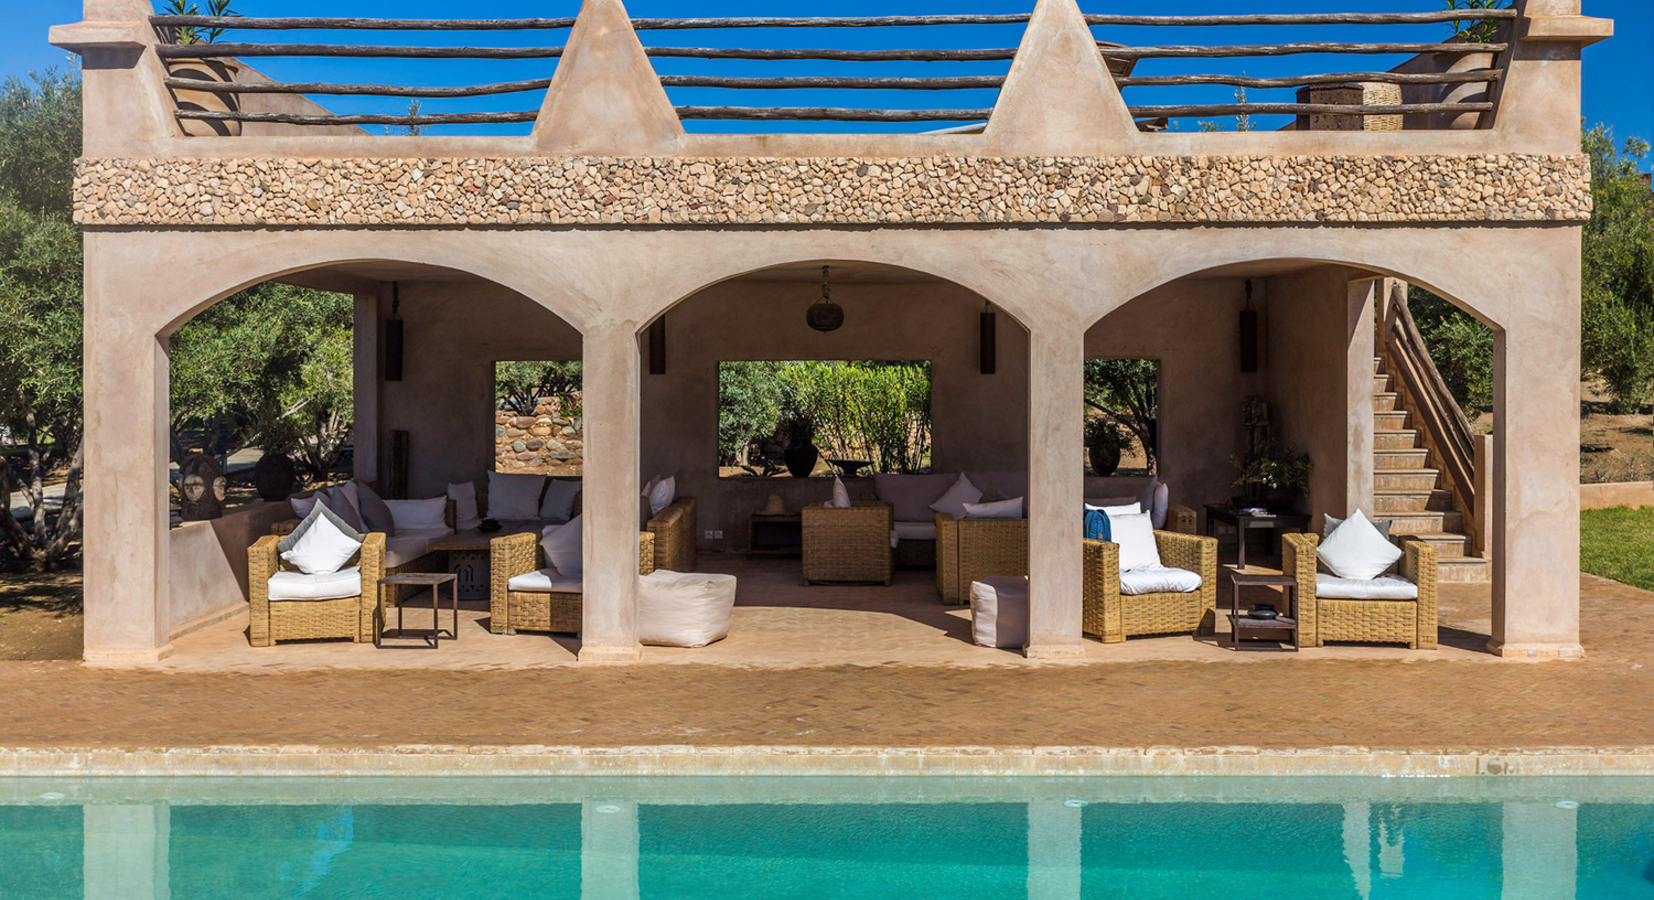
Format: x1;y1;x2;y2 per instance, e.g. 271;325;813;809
1246;605;1279;620
479;518;502;533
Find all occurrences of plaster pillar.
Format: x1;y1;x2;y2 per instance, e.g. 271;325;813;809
351;292;381;484
83;238;173;662
1025;318;1086;658
1501;801;1577;899
84;803;170;900
1345;279;1378;518
1026;801;1082;900
581;801;640;900
580;323;642;661
1488;265;1583;659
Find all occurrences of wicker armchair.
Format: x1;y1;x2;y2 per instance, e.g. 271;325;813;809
1282;533;1439;649
935;514;1027;604
802;500;895;585
248;532;386;646
1082;531;1218;642
489;530;656;635
647;497;697;572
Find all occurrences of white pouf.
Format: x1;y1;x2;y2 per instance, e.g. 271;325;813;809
637;571;738;648
970;575;1029;650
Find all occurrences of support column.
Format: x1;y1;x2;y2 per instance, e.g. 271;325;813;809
1488;276;1583;658
580;323;642;661
351;292;381;484
1345;279;1378;518
1501;801;1577;899
1026;801;1082;900
1026;319;1086;658
581;801;640;900
84;803;170;900
83;238;173;662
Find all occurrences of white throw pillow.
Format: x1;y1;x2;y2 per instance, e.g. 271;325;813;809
385;497;448;533
963;496;1023;519
1109;511;1162;572
1085;501;1141;517
447;482;481;531
1152;482;1171;530
279;506;363;576
828;476;852;509
928;473;983;519
541;478;582;523
648;475;676;517
488;471;547;520
541;514;584;576
1317;510;1403;580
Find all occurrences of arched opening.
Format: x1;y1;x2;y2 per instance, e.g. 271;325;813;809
622;260;1035;660
1083;259;1499;653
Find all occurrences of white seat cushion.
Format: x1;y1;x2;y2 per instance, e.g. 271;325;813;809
894;521;937;541
1118;565;1203;596
382;528;451;568
638;571;738;648
1316;573;1419;600
267;567;362;602
507;567;583;593
970;576;1029;649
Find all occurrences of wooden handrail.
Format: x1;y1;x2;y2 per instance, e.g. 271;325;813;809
1383;281;1476;516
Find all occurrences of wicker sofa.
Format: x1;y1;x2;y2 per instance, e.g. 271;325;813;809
462;483;695;575
802;500;895;585
1081;532;1218;642
247;532;385;646
1281;532;1439;649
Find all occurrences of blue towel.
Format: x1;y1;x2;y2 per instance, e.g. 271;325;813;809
1084;509;1112;542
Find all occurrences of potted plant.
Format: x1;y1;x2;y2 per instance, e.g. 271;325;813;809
781;415;819;478
1435;0;1510;129
1084;416;1131;477
1233;442;1311;512
159;0;244;137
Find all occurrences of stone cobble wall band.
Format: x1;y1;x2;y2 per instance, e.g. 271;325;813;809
74;154;1591;227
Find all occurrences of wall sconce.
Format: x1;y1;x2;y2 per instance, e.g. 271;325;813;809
385;281;405;382
648;315;667;375
1239;279;1259;374
979;303;997;375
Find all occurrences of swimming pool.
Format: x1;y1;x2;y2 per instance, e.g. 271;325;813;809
2;777;1649;898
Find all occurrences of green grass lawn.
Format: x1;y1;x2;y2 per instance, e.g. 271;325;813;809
1581;507;1654;591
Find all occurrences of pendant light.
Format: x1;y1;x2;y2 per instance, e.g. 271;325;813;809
806;264;844;333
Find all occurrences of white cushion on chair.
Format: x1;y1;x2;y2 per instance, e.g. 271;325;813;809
1316;573;1419;600
507;567;582;593
963;496;1023;519
970;576;1029;649
638;570;738;647
1119;565;1202;596
541;516;583;576
1317;510;1403;580
1109;511;1162;572
647;475;677;517
929;473;983;519
384;527;452;568
278;503;363;576
827;476;852;509
894;521;937;541
267;566;362;601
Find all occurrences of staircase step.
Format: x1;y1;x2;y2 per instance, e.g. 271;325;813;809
1375;488;1454;513
1438;556;1491;583
1375;468;1442;490
1373;356;1384;374
1377;510;1464;534
1392;531;1468;557
1374;410;1411;430
1375;448;1431;469
1373;392;1399;412
1373;373;1392;392
1376;429;1419;450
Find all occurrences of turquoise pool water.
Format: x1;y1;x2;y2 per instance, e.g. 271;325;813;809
1;777;1650;898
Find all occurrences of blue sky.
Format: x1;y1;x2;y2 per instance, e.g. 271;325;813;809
6;0;1651;161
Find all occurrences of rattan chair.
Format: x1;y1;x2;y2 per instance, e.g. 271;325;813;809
647;497;697;573
801;500;895;585
935;514;1027;604
1282;533;1439;649
489;530;656;635
1082;531;1218;642
248;532;386;646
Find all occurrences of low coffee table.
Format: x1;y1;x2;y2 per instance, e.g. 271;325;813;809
1204;505;1311;570
375;572;459;648
1228;572;1299;652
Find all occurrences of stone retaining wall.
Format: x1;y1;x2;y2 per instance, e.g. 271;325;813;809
496;400;583;476
73;154;1592;227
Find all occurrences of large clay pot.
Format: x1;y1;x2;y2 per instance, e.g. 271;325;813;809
253;454;297;502
782;442;820;479
1088;444;1122;477
1260;485;1300;513
164;58;242;137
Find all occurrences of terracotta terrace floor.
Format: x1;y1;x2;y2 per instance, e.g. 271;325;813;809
0;556;1649;751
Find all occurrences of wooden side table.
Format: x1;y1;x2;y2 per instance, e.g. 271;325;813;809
1228;572;1299;651
1203;505;1311;570
748;513;803;559
375;572;459;648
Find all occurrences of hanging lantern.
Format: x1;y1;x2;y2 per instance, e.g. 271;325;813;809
806;264;844;333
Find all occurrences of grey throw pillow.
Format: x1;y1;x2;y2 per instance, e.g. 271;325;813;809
277;499;364;555
354;480;397;533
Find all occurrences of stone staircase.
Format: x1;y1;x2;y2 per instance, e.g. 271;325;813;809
1372;356;1490;582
